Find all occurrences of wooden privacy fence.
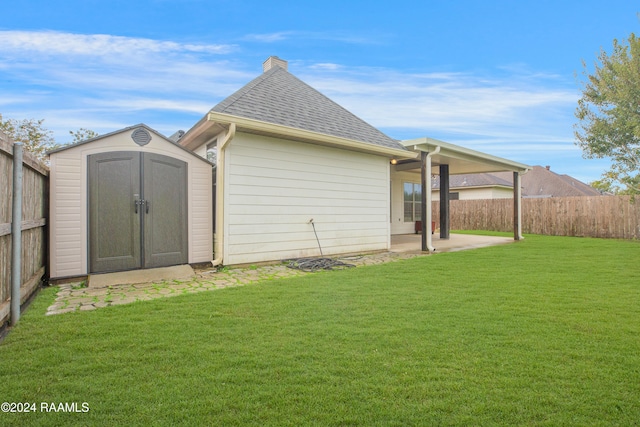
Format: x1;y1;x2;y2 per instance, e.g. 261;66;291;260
432;196;640;239
0;130;49;326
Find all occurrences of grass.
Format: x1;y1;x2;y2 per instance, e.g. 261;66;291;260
1;234;639;426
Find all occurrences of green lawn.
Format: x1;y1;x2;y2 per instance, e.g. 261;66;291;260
1;234;639;426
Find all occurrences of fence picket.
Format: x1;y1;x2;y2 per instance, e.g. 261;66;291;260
432;196;639;239
0;130;49;326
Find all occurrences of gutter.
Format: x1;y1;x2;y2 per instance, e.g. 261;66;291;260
208;112;415;160
210;123;236;267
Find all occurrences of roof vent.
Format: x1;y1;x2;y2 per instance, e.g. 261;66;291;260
131;127;152;146
263;56;288;72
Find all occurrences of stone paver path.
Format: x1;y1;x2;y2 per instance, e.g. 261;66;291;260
47;252;423;315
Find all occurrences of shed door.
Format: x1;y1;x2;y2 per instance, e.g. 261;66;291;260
88;152;188;273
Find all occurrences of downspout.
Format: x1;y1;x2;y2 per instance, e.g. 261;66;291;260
420;145;440;252
210;123;236;267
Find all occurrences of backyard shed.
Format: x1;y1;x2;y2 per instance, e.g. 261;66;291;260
48;125;213;280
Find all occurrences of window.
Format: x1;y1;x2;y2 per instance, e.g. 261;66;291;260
403;182;422;222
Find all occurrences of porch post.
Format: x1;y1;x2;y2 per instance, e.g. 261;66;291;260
513;171;523;240
421;151;435;252
421;151;428;251
439;164;450;239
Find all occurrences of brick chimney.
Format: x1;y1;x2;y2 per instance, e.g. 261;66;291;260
263;56;288;72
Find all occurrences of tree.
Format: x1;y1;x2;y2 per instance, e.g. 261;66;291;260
0;116;60;162
574;32;640;194
0;115;98;163
69;128;99;144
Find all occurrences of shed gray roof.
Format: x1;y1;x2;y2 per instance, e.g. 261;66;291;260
211;66;405;151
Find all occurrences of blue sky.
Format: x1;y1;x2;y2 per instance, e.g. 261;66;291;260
1;1;638;183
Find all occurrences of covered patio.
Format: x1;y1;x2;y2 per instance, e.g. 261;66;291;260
392;137;531;252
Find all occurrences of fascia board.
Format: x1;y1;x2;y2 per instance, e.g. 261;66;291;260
208;112;417;159
402;137;530;172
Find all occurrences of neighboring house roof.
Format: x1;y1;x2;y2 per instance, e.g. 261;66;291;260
518;165;601;197
446;165;602;197
431;172;512;190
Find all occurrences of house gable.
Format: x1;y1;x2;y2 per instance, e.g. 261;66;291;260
210;62;405;151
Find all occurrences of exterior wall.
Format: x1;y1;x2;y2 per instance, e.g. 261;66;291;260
434;187;513;200
49;130;213;279
223;132;390;265
390;169;421;235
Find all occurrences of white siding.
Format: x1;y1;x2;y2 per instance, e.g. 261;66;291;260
49;129;212;279
224;133;390;264
49;154;83;278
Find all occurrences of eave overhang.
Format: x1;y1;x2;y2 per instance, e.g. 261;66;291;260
180;111;417;160
400;137;530;175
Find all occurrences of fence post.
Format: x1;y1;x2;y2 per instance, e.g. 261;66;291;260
513;171;523;240
11;143;23;326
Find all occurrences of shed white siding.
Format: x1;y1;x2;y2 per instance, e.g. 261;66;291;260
49;129;213;279
223;133;390;264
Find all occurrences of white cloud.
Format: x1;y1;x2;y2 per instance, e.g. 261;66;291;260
303;68;578;140
243;30;381;45
90;98;212;114
243;31;293;43
310;63;342;71
0;30;587;174
0;30;235;57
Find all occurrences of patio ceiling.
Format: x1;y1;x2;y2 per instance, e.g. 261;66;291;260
395;137;530;175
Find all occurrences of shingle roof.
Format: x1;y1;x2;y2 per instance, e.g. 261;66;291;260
478;166;602;197
211;66;406;151
517;166;601;197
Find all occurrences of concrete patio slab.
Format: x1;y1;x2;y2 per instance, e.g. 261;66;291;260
391;233;514;253
88;264;196;288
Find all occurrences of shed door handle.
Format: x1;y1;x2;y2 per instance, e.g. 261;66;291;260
145;200;150;214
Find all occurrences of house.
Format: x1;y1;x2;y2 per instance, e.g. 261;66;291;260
431;173;514;200
178;57;531;262
430;165;601;200
506;165;601;198
177;56;416;265
48;56;530;279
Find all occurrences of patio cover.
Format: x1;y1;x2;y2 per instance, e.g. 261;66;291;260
399;137;531;252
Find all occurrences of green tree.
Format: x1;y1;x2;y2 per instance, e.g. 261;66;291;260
0;116;60;162
69;128;99;144
575;32;640;194
1;115;99;163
